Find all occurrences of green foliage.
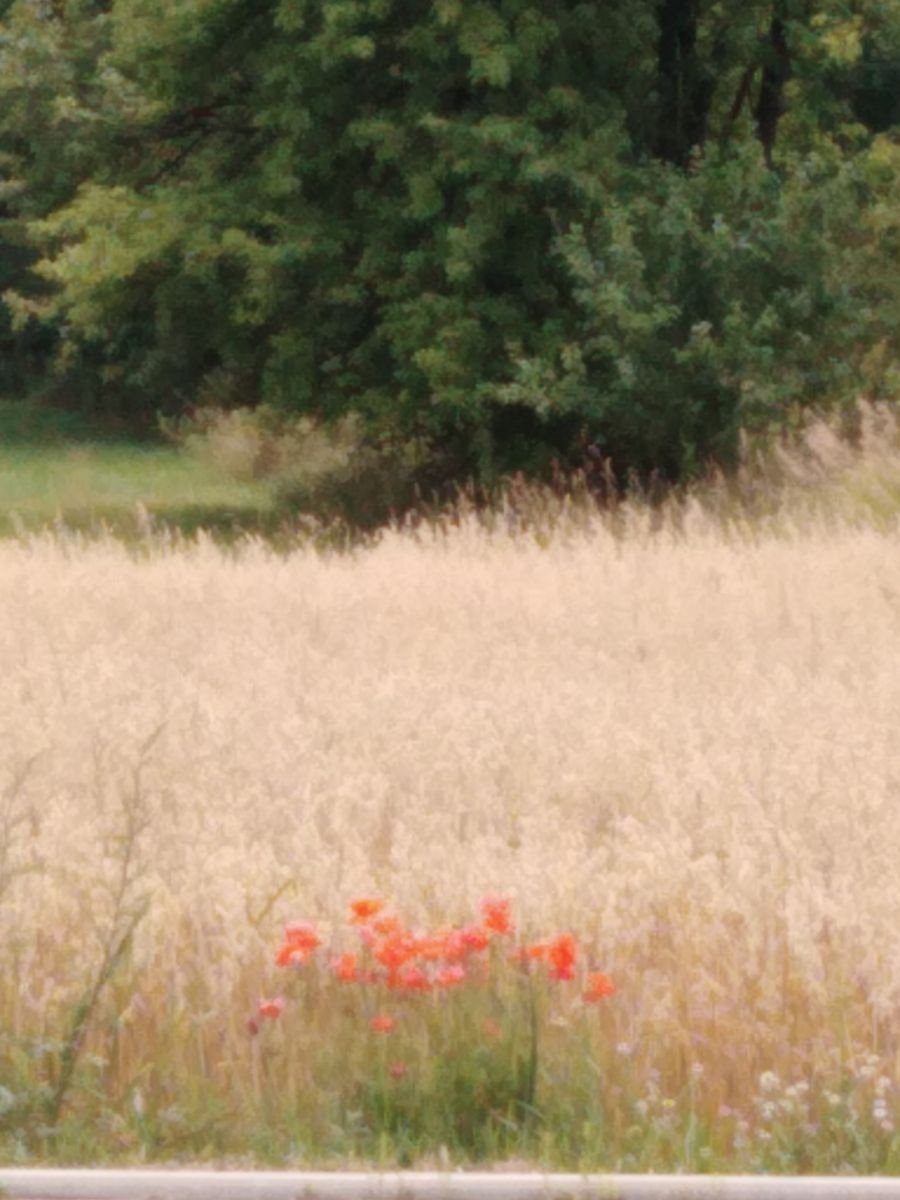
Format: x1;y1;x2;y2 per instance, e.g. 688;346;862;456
0;0;899;505
0;398;106;443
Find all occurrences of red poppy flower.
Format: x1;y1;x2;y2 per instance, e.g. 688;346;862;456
548;933;578;981
350;898;385;924
440;929;468;963
332;952;359;983
370;1014;395;1034
460;925;490;953
435;964;466;987
275;942;315;968
394;966;431;992
283;921;321;952
257;996;286;1019
373;926;419;970
480;897;514;936
583;972;616;1002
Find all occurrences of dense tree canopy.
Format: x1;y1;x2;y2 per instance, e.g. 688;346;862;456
1;0;899;492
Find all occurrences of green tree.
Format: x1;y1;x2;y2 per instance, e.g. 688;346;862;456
3;0;899;494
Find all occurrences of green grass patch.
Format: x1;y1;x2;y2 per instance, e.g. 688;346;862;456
0;442;277;538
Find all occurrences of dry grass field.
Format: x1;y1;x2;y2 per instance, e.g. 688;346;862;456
2;420;900;1171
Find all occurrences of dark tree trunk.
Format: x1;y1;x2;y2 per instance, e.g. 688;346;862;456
755;7;792;168
654;0;716;166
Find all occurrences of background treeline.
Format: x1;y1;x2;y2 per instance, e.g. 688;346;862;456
1;0;900;516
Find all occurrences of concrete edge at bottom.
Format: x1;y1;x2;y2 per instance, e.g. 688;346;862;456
2;1171;900;1200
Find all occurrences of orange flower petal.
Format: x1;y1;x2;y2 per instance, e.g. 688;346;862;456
373;915;403;936
583;972;616;1002
350;898;385;924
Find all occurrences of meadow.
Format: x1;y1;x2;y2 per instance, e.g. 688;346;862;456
1;414;900;1173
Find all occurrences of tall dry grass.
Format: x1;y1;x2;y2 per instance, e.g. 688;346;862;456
2;411;900;1169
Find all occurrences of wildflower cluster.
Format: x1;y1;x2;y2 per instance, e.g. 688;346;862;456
256;896;615;1030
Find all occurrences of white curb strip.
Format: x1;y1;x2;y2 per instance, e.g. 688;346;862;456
2;1172;900;1200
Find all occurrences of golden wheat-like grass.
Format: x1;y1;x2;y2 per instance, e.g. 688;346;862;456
1;462;900;1157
